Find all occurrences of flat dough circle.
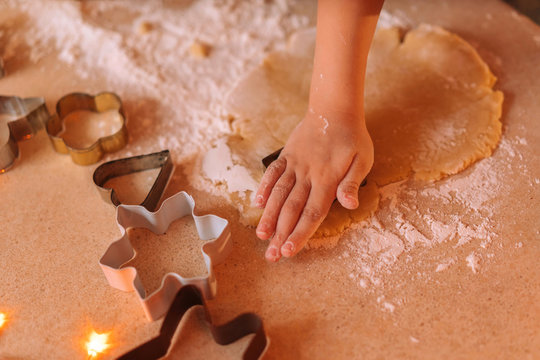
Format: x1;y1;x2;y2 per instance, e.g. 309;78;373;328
215;25;502;246
365;25;503;184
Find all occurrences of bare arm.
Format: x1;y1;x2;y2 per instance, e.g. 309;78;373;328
255;0;384;261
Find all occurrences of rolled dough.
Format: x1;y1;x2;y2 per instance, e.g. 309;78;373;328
203;25;503;247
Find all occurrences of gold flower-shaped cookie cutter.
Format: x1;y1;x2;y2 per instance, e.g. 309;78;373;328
0;95;50;172
45;92;128;165
99;191;232;321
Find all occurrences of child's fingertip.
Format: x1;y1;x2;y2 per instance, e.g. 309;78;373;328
339;194;358;210
265;246;281;262
281;241;295;257
253;194;264;207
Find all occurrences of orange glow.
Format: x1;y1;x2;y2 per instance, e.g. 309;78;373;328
85;330;110;358
0;313;6;329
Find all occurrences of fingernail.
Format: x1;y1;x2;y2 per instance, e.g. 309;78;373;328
256;223;269;238
281;242;295;257
254;194;264;207
345;194;358;206
265;246;280;262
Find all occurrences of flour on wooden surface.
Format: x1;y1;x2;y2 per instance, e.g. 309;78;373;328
1;2;526;314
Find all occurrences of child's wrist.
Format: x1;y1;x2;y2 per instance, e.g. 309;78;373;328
308;94;364;122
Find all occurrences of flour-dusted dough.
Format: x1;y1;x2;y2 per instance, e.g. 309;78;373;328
204;25;503;246
365;25;503;184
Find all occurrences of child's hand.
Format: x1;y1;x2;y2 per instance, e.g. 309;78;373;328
252;0;383;261
254;109;373;261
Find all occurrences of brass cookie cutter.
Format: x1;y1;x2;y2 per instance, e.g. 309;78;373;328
93;150;173;212
45;92;128;165
99;191;232;321
117;285;269;360
0;95;50;172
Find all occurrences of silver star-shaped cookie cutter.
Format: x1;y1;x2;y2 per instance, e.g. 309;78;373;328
99;191;232;321
1;95;50;172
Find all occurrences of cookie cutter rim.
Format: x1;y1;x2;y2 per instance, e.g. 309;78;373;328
0;122;18;173
117;285;269;360
93;150;174;212
45;92;128;165
0;95;50;172
99;191;233;321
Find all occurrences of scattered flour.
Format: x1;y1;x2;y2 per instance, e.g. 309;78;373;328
202;139;259;202
1;0;312;161
435;257;456;273
466;252;481;274
2;2;528;314
344;135;528;307
377;295;396;313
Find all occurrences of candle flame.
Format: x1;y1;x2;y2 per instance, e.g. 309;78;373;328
85;330;110;358
0;313;6;329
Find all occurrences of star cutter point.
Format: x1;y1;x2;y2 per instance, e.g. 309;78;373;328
99;191;232;321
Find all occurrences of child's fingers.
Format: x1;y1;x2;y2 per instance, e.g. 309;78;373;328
336;155;369;210
265;234;284;262
265;181;310;262
280;183;335;257
254;157;287;208
256;169;295;240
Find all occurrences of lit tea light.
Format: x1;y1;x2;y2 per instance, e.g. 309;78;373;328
85;330;110;359
0;313;6;329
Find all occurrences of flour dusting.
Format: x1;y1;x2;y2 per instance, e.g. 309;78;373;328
1;0;312;161
344;136;527;308
1;2;526;315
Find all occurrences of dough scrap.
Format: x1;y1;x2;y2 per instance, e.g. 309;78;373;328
204;25;503;247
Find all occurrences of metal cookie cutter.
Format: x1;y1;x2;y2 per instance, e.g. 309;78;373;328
45;92;128;165
117;285;269;360
99;191;232;321
93;150;173;212
0;95;50;172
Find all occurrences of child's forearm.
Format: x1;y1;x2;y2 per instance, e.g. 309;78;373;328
255;0;383;261
309;0;383;118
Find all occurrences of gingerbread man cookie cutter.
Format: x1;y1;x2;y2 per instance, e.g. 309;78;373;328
99;191;232;321
0;95;50;172
117;285;269;360
93;150;174;212
45;92;128;165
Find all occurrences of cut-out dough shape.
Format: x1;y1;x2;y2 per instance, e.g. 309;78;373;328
204;25;503;247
